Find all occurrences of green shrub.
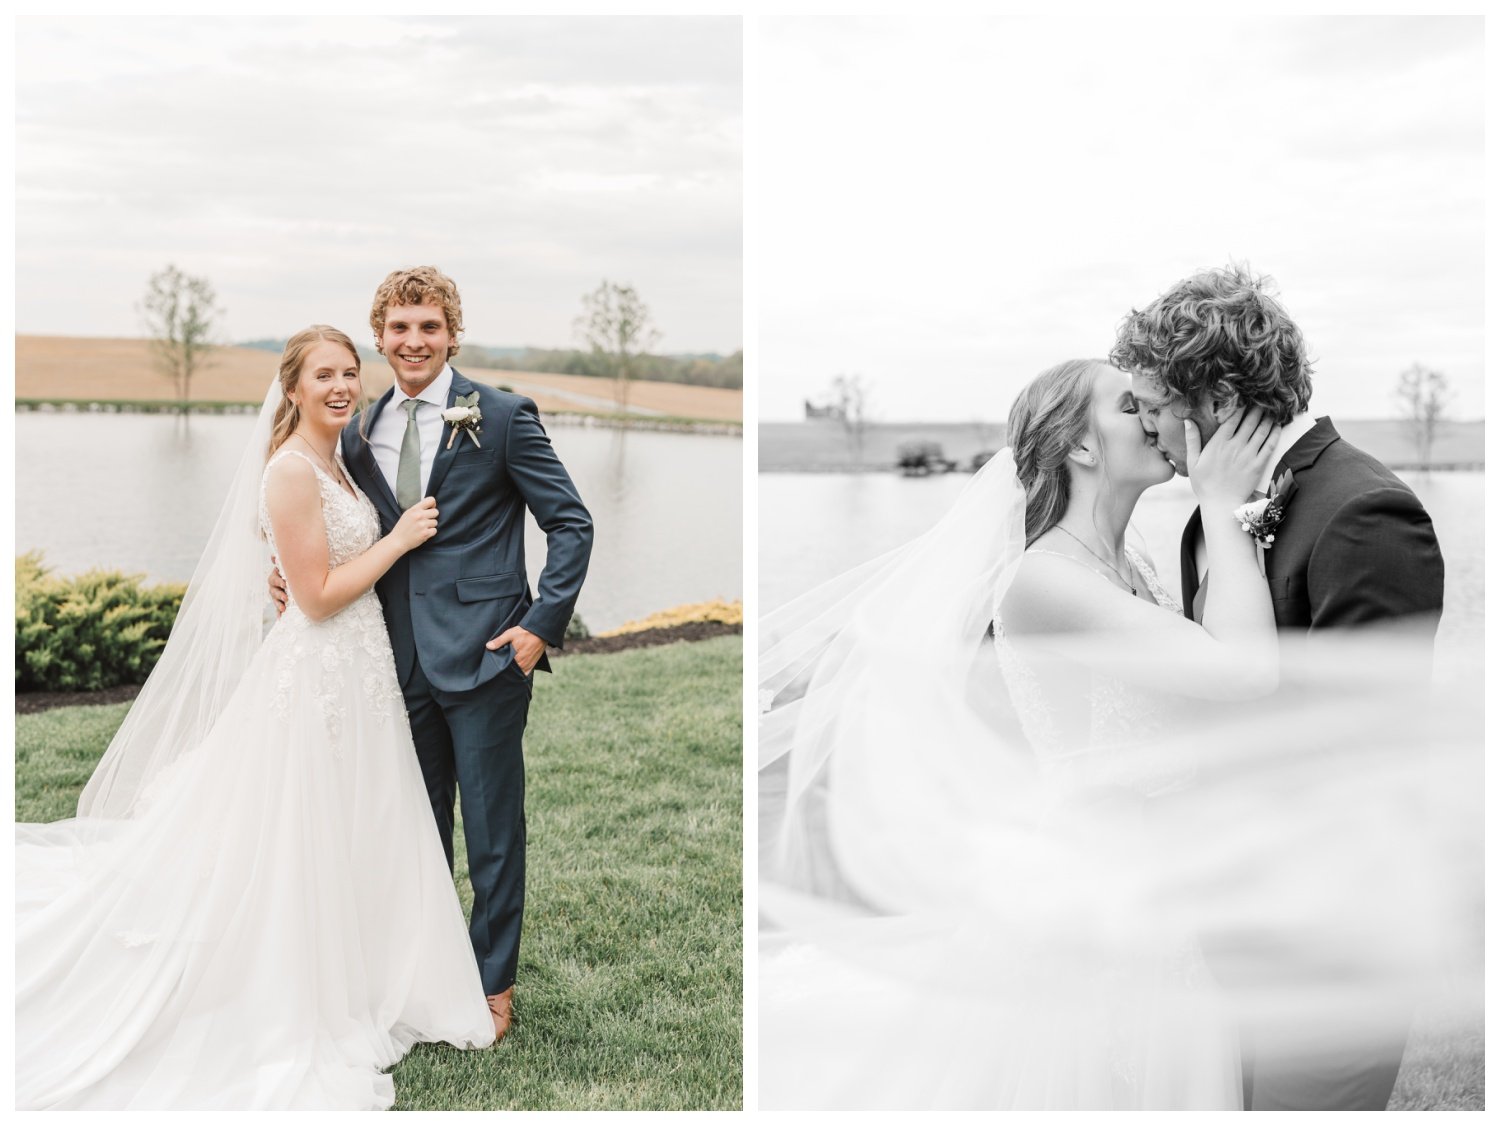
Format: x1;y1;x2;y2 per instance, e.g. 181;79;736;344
565;611;591;641
15;553;186;692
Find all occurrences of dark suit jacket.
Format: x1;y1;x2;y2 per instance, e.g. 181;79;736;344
342;369;593;693
1180;418;1443;636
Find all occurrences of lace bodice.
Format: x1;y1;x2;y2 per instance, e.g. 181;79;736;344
259;448;382;577
993;545;1193;797
256;447;400;740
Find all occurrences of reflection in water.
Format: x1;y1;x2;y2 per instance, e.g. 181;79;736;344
605;425;631;504
17;413;741;632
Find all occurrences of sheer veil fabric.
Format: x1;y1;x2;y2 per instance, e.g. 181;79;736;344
757;451;1481;1111
78;380;283;819
760;449;1029;915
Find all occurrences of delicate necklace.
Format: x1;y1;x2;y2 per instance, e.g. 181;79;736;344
1054;524;1137;596
291;433;346;488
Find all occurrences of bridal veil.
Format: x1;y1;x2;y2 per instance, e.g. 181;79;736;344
77;381;281;818
758;451;1482;1109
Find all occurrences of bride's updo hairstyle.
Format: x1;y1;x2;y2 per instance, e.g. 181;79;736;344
268;325;362;457
1007;359;1106;548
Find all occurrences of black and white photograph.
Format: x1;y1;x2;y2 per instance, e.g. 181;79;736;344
14;15;741;1111
756;14;1483;1112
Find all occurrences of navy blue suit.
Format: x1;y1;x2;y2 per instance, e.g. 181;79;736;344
342;369;592;993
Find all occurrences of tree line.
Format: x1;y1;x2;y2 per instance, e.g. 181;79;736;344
142;266;738;414
810;366;1463;470
460;343;742;390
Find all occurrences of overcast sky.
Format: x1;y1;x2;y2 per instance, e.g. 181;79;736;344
758;15;1484;421
16;16;741;354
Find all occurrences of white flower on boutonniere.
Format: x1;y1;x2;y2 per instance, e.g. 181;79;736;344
1232;469;1296;548
443;391;483;449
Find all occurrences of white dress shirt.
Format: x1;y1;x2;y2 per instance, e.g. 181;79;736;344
369;364;454;504
1193;411;1317;581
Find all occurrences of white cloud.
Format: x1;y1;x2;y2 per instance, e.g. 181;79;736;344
16;15;742;353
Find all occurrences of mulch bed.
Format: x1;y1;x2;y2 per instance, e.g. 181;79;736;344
15;683;147;715
558;619;740;656
15;621;742;715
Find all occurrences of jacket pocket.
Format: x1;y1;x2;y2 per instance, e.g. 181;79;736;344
448;448;499;472
455;572;525;603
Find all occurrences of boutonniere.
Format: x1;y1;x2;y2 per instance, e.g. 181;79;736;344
1233;469;1297;548
442;391;483;449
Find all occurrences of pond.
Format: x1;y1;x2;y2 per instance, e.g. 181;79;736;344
16;412;742;634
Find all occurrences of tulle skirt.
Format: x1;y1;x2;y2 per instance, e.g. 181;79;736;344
15;608;495;1110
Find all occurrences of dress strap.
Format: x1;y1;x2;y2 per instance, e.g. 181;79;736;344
1122;545;1182;613
268;445;355;496
267;447;321;474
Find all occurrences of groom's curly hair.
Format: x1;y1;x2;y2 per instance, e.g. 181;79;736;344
1108;264;1312;425
370;266;465;358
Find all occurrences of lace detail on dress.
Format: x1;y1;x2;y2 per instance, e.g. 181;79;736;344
1125;545;1181;615
257;448;402;744
992;546;1191;797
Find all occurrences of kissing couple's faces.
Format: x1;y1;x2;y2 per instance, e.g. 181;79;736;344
1127;372;1234;478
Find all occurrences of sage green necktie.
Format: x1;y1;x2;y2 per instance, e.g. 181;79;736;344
396;399;423;510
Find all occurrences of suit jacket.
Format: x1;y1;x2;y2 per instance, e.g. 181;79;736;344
1180;417;1443;637
341;368;593;693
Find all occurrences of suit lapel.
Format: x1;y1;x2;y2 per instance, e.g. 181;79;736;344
1179;507;1202;620
343;387;401;525
1273;416;1338;480
424;369;472;500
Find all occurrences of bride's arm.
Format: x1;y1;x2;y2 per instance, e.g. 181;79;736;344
1002;409;1279;701
263;457;437;623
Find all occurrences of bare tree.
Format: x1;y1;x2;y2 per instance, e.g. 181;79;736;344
829;373;871;466
139;265;220;410
1393;362;1451;470
573;280;661;412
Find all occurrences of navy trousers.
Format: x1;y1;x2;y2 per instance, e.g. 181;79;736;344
402;654;532;996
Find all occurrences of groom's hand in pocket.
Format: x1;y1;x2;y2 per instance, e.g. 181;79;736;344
268;557;288;617
487;625;545;674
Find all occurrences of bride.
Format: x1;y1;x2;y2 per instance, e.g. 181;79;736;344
16;326;495;1110
758;359;1469;1110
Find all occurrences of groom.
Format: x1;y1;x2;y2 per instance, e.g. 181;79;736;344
274;266;593;1041
1111;264;1444;1111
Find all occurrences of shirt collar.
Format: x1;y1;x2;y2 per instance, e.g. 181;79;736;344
1259;411;1317;493
392;364;454;410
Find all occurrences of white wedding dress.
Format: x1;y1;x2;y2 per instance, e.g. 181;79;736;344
15;448;494;1110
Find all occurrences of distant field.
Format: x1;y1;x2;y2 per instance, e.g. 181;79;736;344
15;336;742;423
761;418;1485;471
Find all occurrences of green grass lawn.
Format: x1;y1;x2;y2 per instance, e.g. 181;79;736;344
15;636;743;1111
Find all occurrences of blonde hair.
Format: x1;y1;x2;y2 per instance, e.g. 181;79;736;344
268;325;362;457
1007;359;1108;548
369;266;464;358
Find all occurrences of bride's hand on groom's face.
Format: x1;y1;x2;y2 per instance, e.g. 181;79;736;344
1186;406;1280;508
